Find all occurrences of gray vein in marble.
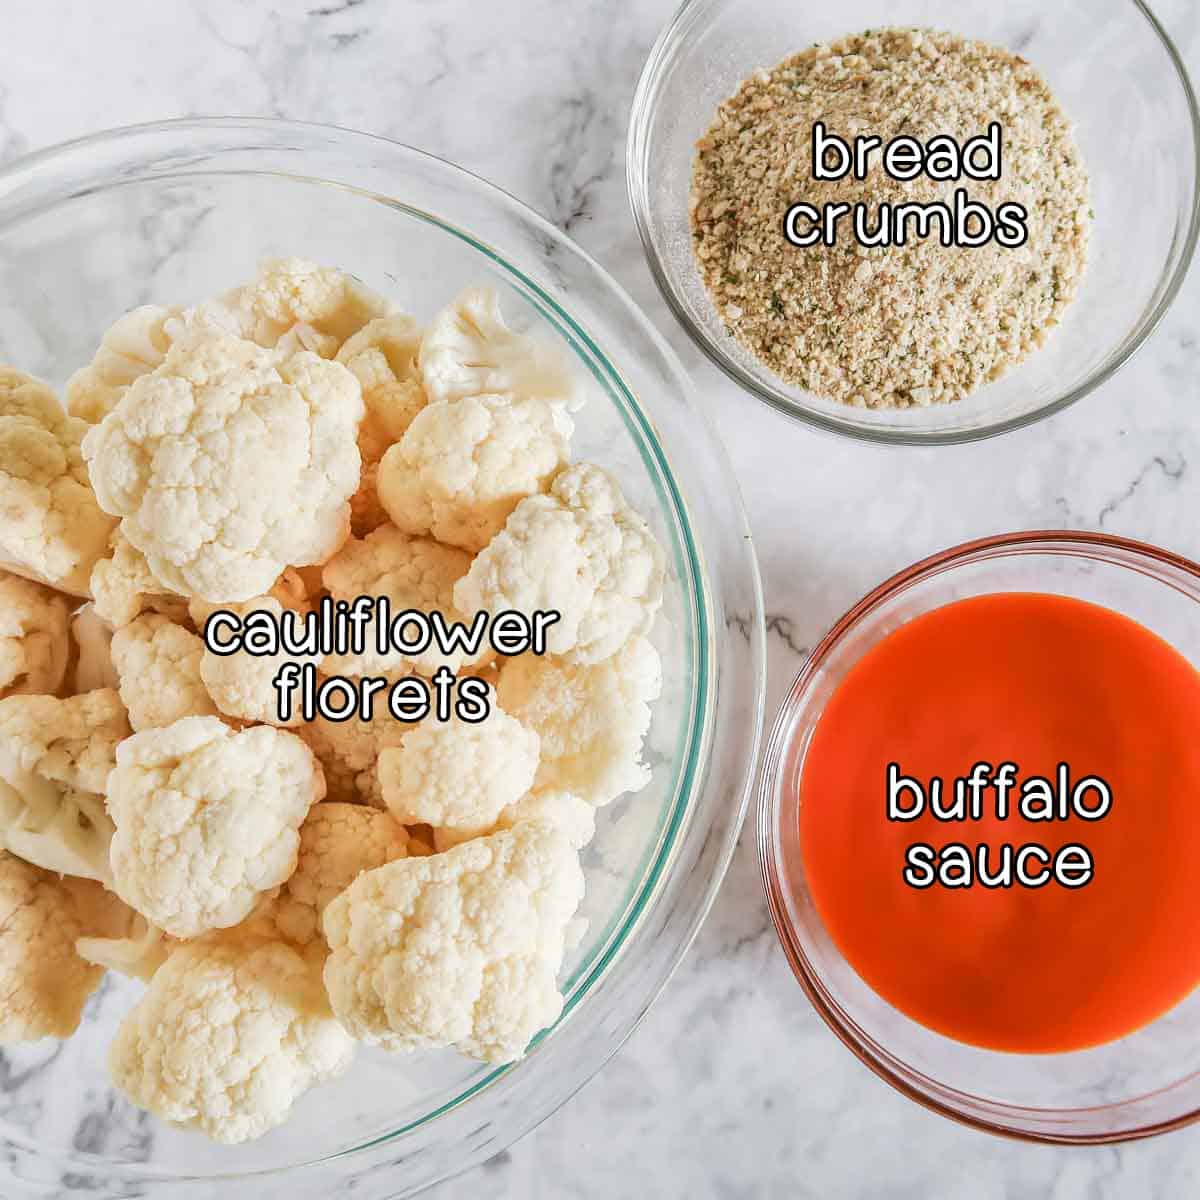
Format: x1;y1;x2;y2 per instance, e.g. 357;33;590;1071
309;0;368;16
1098;453;1187;528
763;615;808;659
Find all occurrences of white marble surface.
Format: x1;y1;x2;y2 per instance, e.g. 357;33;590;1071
2;0;1200;1195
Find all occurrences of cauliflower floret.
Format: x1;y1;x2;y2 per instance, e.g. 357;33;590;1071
418;286;581;408
454;464;665;665
67;258;388;429
0;570;71;699
0;689;129;794
323;822;584;1063
69;605;120;694
109;934;355;1143
196;595;320;727
90;528;189;629
65;305;181;424
196;258;392;354
376;394;572;553
83;336;364;603
77;905;172;983
498;790;596;849
0;852;110;1042
335;315;428;462
338;316;427;538
377;708;539;841
295;703;409;807
111;614;218;732
0;365;116;595
321;526;491;676
433;789;596;853
497;636;662;806
108;717;325;938
255;803;408;955
0;690;129;883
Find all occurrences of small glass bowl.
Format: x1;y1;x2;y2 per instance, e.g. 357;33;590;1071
760;532;1200;1143
628;0;1200;444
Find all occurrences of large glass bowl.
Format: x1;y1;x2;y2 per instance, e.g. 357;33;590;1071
0;119;765;1197
628;0;1200;444
761;532;1200;1142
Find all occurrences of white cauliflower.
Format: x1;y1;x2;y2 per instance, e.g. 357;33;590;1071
107;717;325;938
323;822;584;1064
377;708;539;841
0;365;116;595
254;803;408;956
376;393;572;552
69;605;120;694
335;314;427;462
90;528;188;629
65;305;180;424
321;526;490;676
0;570;71;699
182;258;392;355
433;790;596;853
0;851;111;1042
418;286;581;408
454;464;665;665
197;594;320;727
77;906;172;983
67;257;387;428
83;336;364;603
295;703;409;807
109;933;355;1143
496;636;662;806
338;316;427;537
497;790;596;850
0;690;128;794
0;690;129;883
111;614;219;732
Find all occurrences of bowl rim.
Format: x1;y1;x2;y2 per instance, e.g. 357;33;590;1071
757;529;1200;1144
627;0;1200;447
0;117;768;1189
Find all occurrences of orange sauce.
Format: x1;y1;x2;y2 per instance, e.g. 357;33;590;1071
799;593;1200;1054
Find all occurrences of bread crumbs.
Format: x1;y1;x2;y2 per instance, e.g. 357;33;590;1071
689;28;1091;409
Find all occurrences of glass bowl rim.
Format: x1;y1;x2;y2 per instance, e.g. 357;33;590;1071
0;117;768;1185
626;0;1200;447
757;529;1200;1144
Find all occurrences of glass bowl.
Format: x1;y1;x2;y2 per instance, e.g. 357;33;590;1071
0;119;765;1196
628;0;1200;444
760;531;1200;1143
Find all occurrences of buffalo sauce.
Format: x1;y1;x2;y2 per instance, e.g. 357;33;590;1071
799;593;1200;1054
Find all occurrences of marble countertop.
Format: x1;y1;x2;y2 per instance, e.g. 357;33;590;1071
2;1;1199;1195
